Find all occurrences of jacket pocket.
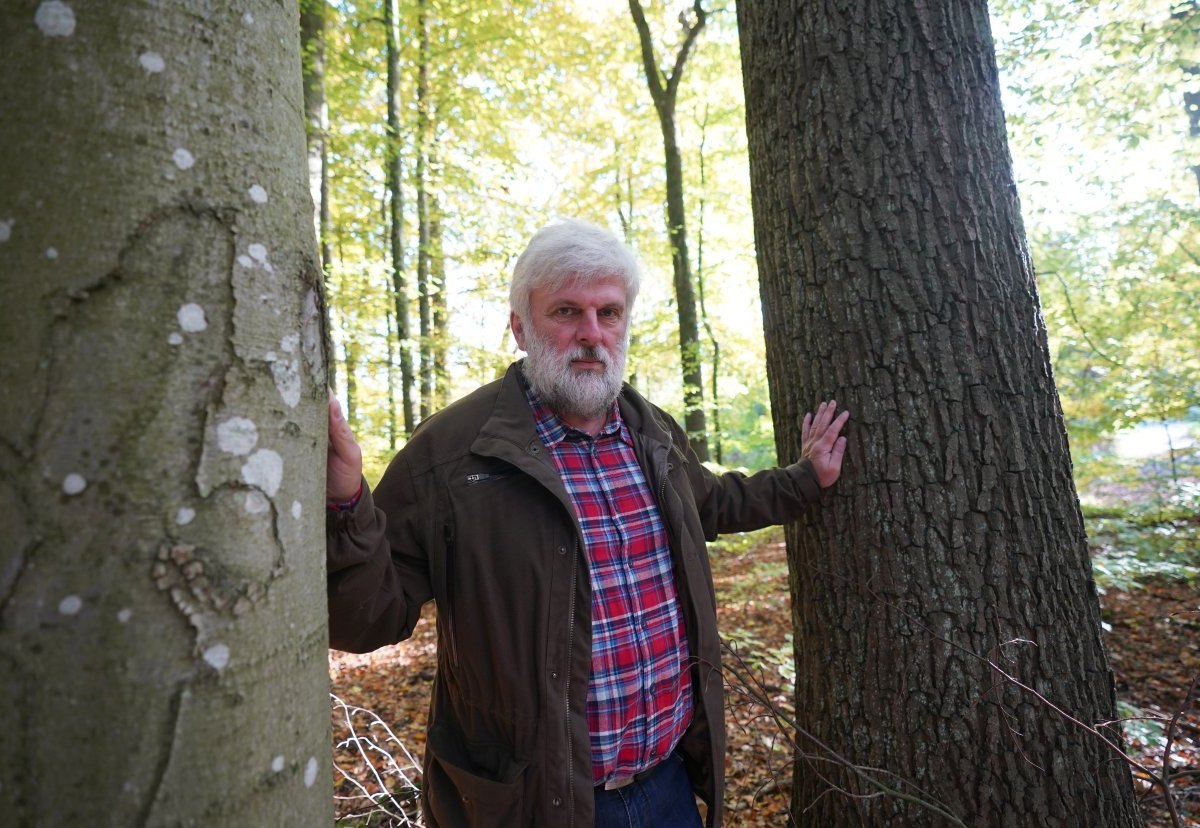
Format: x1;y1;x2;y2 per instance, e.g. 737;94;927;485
426;720;528;828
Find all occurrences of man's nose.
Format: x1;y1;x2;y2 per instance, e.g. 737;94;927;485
576;310;602;343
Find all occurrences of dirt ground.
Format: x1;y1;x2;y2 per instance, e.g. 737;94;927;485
330;538;1199;826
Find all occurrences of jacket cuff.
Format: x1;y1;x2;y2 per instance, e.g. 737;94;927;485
789;458;823;503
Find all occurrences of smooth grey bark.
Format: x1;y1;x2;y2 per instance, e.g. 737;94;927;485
0;3;332;825
628;0;710;461
737;1;1141;825
386;0;415;437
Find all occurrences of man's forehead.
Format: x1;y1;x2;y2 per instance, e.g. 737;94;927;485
536;275;627;304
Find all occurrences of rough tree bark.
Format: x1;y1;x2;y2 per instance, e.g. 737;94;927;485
629;0;710;461
386;0;416;437
0;3;331;825
737;1;1142;825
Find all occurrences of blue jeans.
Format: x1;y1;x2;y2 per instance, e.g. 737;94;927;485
593;752;704;828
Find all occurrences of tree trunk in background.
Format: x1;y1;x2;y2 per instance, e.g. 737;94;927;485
416;0;433;422
430;189;450;410
628;0;709;461
386;0;415;437
301;0;335;395
0;4;331;824
695;105;722;464
737;1;1141;825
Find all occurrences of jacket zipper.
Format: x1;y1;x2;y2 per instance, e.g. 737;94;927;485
443;523;459;668
564;537;579;827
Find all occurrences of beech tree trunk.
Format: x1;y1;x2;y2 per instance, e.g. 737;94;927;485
0;3;331;825
386;0;415;437
301;0;334;393
737;1;1141;825
629;0;710;461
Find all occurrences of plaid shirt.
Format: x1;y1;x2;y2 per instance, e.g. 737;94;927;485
524;379;693;785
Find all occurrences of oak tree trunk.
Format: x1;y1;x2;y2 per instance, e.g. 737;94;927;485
0;3;332;824
737;1;1142;825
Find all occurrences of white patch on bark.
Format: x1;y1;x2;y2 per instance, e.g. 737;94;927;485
272;755;285;773
248;184;268;203
0;218;12;242
58;595;83;615
117;608;133;623
62;473;86;495
248;243;268;262
244;490;270;514
177;303;207;332
45;247;58;260
281;333;300;353
291;501;302;520
241;449;282;496
216;417;258;455
304;757;318;788
175;507;196;525
202;643;230;671
35;1;75;37
139;52;165;73
236;254;253;268
271;351;301;408
167;332;183;345
172;148;195;170
243;11;254;24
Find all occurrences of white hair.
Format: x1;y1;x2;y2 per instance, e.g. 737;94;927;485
509;218;640;324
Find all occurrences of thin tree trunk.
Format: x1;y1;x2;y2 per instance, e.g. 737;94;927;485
628;0;710;461
737;1;1141;824
416;0;433;422
0;3;332;823
386;0;415;436
695;104;722;464
430;188;449;411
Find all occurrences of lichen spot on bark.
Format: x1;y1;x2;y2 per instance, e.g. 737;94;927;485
245;491;270;514
272;755;285;773
243;11;254;25
58;595;83;615
167;332;183;346
241;449;283;497
176;507;196;525
177;303;207;332
247;243;273;272
291;501;301;520
35;1;75;37
138;52;164;73
217;417;258;456
45;247;58;259
117;608;132;623
0;218;12;242
62;473;86;495
304;757;318;788
248;184;268;204
202;642;230;671
172;148;195;170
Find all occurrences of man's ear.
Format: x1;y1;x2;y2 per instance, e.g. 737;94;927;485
510;311;527;351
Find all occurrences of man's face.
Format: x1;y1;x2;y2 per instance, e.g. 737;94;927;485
510;276;629;423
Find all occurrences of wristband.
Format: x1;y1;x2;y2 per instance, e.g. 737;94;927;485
327;481;363;512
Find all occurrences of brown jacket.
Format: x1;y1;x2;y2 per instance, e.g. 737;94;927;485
326;362;822;827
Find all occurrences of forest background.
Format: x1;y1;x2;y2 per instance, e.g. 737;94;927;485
313;0;1200;823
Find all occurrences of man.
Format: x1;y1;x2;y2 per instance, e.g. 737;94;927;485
325;218;849;827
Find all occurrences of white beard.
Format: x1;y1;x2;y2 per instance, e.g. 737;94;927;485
522;328;627;422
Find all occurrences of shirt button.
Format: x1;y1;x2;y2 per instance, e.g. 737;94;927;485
557;546;566;555
550;670;559;680
552;797;563;807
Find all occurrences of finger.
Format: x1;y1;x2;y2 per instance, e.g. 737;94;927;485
831;435;847;468
802;411;813;440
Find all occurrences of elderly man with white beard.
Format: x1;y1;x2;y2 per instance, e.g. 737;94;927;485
324;218;850;828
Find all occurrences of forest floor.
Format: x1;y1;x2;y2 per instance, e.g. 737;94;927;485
329;532;1200;827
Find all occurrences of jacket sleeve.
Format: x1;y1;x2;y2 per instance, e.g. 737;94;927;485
675;423;823;539
325;454;433;653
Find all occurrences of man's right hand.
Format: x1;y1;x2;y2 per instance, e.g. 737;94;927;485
327;390;364;505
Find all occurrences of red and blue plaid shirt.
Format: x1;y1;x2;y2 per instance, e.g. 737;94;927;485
524;378;693;785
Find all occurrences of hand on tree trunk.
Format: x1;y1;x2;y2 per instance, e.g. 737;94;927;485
327;390;364;505
800;400;849;488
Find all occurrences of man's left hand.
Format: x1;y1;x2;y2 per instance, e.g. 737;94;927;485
801;400;850;488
